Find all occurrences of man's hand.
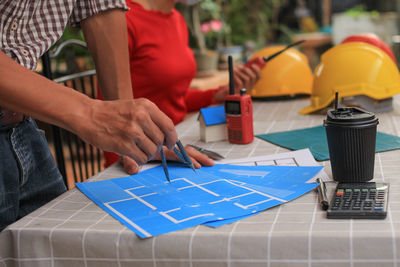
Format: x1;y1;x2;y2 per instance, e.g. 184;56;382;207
76;98;177;166
120;144;214;175
81;9;181;169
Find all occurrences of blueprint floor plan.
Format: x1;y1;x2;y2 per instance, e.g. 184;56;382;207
77;162;323;238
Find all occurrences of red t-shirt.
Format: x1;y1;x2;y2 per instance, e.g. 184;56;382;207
103;1;217;167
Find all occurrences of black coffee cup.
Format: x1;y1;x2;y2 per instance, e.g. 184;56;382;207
324;107;379;182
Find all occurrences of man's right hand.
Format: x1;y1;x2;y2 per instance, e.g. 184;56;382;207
80;9;178;167
76;97;178;166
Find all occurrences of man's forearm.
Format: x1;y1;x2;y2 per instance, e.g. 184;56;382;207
0;8;178;166
81;8;133;100
0;51;90;133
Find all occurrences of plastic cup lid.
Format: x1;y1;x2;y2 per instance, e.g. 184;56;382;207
326;107;376;123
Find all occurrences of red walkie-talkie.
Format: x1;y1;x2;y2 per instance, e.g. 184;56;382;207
225;56;254;144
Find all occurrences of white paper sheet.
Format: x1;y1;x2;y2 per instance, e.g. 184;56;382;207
218;148;330;182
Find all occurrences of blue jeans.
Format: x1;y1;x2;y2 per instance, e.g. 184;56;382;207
0;118;67;231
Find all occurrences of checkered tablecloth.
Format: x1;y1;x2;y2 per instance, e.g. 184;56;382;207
1;97;400;267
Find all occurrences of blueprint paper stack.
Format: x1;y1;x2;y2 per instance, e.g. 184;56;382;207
77;163;322;238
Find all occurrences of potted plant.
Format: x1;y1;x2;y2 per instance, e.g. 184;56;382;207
179;0;293;73
180;0;225;75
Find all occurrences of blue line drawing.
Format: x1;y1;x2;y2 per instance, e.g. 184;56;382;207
77;164;322;238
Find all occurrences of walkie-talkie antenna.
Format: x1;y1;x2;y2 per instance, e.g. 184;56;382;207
228;55;235;95
334;92;339;110
263;39;305;62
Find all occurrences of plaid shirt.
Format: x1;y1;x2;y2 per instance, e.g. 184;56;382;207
0;0;127;70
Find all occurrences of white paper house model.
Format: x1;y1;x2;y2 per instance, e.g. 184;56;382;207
198;105;227;143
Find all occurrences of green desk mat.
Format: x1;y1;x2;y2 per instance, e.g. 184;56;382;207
256;125;400;161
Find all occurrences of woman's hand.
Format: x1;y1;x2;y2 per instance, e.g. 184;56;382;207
213;64;262;103
120;145;214;175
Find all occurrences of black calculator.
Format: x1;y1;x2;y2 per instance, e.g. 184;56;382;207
327;182;389;219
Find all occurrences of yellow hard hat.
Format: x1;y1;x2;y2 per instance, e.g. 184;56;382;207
249;46;313;98
300;42;400;114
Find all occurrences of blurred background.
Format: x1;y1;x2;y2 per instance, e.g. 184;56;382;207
41;0;400;77
37;0;400;187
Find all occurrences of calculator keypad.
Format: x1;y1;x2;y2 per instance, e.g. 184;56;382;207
327;182;388;219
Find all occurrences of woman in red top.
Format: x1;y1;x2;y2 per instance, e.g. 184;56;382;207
105;0;261;173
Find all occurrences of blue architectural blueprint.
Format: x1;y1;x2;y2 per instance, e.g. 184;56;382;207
77;164;322;238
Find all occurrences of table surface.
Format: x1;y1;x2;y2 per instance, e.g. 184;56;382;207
2;97;400;267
